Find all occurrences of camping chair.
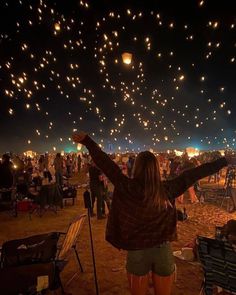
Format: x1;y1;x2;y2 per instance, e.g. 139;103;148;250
32;183;63;217
0;261;57;295
0;188;17;217
220;181;234;212
0;232;60;268
197;236;236;295
0;232;60;294
56;214;86;287
195;183;225;204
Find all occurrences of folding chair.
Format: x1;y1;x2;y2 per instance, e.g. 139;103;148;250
0;232;61;294
57;214;86;287
195;183;225;204
0;261;57;295
0;232;60;268
197;236;236;295
220;184;234;212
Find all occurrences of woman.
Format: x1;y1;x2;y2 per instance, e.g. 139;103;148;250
73;132;231;295
177;158;199;204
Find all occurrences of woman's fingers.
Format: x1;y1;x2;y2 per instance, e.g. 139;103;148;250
72;132;87;143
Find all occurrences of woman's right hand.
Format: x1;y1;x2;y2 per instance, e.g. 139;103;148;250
72;131;87;143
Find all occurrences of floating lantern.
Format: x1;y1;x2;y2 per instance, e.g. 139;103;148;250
186;147;199;158
122;52;132;65
54;23;61;31
24;150;36;158
174;150;183;157
77;143;82;151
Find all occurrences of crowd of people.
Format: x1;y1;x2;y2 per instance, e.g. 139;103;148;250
0;152;86;203
1;141;236;294
0;148;235;209
72;132;236;295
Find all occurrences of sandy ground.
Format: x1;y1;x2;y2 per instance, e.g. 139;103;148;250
0;176;236;295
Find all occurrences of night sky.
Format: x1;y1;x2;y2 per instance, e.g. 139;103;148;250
0;0;236;153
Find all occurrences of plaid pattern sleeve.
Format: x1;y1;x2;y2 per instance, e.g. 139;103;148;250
165;157;228;199
81;136;129;189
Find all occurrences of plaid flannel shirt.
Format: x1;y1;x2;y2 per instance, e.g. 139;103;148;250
82;136;228;250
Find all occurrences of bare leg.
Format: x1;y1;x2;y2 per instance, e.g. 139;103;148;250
152;272;174;295
127;273;149;295
189;186;198;203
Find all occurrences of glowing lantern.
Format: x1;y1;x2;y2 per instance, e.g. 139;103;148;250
186;147;199;158
77;143;82;151
54;23;61;31
174;150;183;157
24;150;36;158
122;52;132;65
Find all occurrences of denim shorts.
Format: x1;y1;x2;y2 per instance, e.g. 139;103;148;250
126;242;175;276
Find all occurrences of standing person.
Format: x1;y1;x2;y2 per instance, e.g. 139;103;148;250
82;153;89;173
168;157;180;179
71;153;76;173
0;154;14;201
38;155;45;174
53;153;63;187
127;156;135;178
73;132;234;295
77;154;82;174
44;153;49;171
66;155;72;178
225;166;236;212
100;173;111;214
25;157;33;184
162;157;169;179
88;161;105;219
177;158;199;204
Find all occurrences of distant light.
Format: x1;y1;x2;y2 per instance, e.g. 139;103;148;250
54;23;61;31
199;0;204;6
122;52;132;65
77;143;82;151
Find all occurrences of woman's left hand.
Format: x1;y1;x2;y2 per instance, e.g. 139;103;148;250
72;131;87;143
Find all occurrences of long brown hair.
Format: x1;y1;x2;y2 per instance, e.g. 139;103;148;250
133;151;169;209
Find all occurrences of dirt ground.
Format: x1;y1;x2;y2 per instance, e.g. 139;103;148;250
0;177;235;295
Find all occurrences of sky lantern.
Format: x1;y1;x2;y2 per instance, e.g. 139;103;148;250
186;147;199;158
77;143;82;151
54;23;61;31
122;52;132;65
24;150;36;158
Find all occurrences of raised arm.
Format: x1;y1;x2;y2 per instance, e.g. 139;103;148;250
73;132;128;187
166;157;228;199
